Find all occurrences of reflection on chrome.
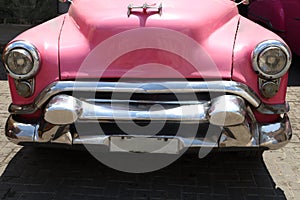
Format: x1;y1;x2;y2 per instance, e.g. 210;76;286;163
9;80;266;114
6;92;292;152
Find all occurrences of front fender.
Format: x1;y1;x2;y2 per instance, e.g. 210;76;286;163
232;17;289;122
7;15;66;105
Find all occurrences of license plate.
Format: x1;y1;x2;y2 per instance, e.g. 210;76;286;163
109;136;181;154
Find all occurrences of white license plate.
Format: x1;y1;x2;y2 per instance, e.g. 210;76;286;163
109;136;181;154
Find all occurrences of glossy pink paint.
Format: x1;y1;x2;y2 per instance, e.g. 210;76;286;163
248;0;300;55
59;0;239;80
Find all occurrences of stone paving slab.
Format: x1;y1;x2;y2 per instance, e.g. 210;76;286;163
0;80;299;199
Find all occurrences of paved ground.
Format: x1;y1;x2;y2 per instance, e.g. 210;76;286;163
0;78;299;199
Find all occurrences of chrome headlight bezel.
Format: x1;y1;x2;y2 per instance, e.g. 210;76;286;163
3;41;41;80
252;40;292;79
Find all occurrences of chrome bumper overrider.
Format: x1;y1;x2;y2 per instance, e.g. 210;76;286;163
5;81;292;152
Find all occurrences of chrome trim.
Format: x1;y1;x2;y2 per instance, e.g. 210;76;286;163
259;114;292;150
219;105;259;147
220;122;255;147
5;114;291;151
3;41;41;80
5;116;37;144
75;136;218;149
44;94;210;123
252;40;292;79
9;81;289;115
86;99;205;105
5;116;72;145
79;102;207;122
258;78;280;99
208;95;246;126
257;102;289;115
9;81;263;114
128;3;162;17
44;95;83;125
36;123;72;145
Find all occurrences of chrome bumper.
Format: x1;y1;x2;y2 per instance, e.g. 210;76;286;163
5;113;291;151
5;91;292;152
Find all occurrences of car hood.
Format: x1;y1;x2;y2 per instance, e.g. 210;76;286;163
59;0;240;80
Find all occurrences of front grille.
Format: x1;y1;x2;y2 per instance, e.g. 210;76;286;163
73;121;218;139
70;91;225;102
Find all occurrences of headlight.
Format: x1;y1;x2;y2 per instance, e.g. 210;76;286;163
252;40;291;79
3;41;40;79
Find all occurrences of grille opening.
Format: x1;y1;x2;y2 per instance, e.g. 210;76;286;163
69;91;226;102
73;121;215;139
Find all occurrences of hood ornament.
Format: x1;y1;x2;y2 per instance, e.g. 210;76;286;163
127;3;162;17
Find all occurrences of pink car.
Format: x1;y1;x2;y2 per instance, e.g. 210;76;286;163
247;0;300;55
2;0;292;158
